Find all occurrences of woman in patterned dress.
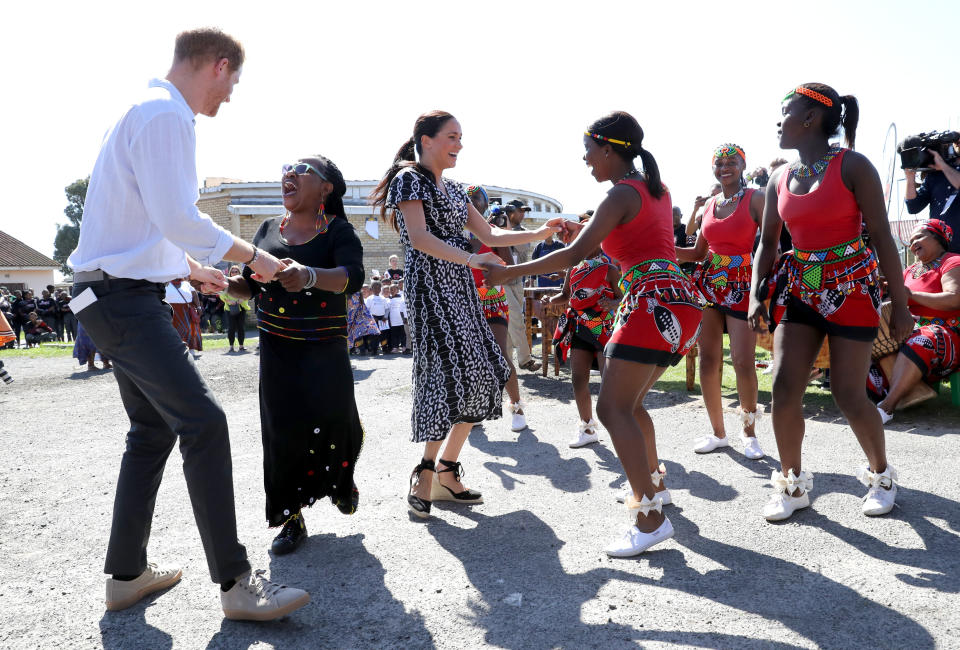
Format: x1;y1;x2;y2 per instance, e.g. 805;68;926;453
370;111;563;519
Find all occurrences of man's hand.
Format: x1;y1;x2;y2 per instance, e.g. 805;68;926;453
536;218;564;240
929;150;947;172
189;266;228;294
249;250;287;283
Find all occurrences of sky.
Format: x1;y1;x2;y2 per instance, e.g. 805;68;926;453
3;0;959;271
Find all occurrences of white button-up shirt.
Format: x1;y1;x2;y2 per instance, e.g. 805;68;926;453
68;79;234;283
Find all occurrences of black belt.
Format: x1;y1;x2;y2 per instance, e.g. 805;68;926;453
72;270;165;294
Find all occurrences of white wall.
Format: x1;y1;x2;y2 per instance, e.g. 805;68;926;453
0;269;57;293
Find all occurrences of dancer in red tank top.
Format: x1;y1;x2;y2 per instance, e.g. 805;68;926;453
484;111;702;557
678;144;766;460
747;83;913;522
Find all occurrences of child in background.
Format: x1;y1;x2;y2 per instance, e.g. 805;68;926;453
388;285;407;353
364;281;391;355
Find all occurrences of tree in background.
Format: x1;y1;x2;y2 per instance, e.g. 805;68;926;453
53;177;88;276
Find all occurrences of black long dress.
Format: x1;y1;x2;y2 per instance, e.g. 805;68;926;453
244;215;365;527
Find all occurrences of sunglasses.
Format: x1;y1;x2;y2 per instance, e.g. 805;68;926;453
282;162;328;181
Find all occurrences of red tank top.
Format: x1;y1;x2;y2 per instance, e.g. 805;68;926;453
904;253;960;321
471;243;505;287
777;149;861;250
601;179;676;272
701;189;759;255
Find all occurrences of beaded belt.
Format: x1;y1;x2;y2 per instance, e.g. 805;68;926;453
618;259;688;294
915;315;960;329
707;251;752;269
789;238;876;291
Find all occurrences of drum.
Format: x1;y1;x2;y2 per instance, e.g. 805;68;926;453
872;302;904;361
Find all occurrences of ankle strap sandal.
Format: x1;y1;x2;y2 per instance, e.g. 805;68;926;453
407;458;435;519
432;459;483;504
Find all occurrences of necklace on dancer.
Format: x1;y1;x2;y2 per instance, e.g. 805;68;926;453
715;188;744;208
791;145;842;179
911;254;944;279
616;168;640;183
279;205;330;237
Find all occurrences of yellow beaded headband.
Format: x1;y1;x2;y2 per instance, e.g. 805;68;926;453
783;86;833;107
585;131;631;147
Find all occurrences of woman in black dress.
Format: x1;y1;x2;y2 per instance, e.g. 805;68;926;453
371;111;563;519
225;155;365;554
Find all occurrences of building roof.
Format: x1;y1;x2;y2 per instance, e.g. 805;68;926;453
0;230;59;268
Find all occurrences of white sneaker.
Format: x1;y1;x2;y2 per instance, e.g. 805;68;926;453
569;419;599;448
763;469;813;521
220;569;310;621
741;435;765;460
605;494;674;558
858;466;898;516
105;563;182;611
877;405;893;425
509;401;527;432
693;434;729;454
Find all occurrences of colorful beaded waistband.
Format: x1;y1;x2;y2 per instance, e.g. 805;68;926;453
793;237;867;264
708;251;752;269
915;315;960;329
618;259;688;293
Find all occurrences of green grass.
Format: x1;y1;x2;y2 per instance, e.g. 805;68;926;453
0;330;261;360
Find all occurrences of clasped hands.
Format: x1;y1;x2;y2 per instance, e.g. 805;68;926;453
481;218;580;286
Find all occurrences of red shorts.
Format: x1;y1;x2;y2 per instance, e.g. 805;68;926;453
767;239;881;341
692;251;752;320
605;260;703;367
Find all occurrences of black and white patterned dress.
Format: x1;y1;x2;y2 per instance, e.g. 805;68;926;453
387;167;510;442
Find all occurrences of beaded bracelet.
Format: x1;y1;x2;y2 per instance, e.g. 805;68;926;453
245;246;260;265
336;267;350;294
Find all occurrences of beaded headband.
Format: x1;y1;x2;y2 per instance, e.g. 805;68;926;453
585;131;631;148
913;219;954;245
465;185;488;201
783;86;834;107
712;144;745;164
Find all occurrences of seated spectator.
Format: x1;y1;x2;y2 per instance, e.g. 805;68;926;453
24;311;57;347
869;220;960;421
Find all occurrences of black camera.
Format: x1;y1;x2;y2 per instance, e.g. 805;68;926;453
897;130;960;169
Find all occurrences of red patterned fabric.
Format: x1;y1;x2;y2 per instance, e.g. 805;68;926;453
553;256;618;362
471;243;509;324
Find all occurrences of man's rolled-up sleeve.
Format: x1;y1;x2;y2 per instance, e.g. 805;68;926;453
130;112;235;265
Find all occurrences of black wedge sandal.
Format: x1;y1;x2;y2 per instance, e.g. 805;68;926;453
408;458;435;519
431;459;484;504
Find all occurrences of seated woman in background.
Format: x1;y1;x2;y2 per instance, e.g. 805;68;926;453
870;219;960;421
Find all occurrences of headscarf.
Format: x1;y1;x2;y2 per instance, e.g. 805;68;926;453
913;219;953;251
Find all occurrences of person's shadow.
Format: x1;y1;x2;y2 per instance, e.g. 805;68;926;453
469;425;591;493
99;600;173;649
204;532;433;648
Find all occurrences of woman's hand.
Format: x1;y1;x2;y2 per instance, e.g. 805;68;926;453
747;295;767;332
276;259;313;292
541;293;565;306
482;262;514;287
890;302;915;342
469;252;505;270
556;220;583;244
189;265;228;294
535;218;564;240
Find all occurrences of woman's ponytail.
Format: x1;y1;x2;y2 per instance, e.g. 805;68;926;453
840;95;859;149
638;147;666;200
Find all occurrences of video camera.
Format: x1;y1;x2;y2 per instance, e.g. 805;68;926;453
897;130;960;170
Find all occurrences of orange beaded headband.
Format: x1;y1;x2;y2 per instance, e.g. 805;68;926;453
783;86;833;107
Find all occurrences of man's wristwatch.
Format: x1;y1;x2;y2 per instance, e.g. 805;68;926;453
246;246;260;265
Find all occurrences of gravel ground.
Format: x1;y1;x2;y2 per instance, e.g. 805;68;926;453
1;341;958;649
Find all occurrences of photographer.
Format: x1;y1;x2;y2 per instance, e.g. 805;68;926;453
905;141;960;254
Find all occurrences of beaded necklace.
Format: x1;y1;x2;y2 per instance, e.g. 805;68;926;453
616;169;640;183
715;188;744;209
911;254;945;280
279;205;330;238
791;146;842;180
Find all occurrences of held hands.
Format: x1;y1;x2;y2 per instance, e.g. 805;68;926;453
537;218;565;240
188;265;228;294
276;258;313;292
481;260;513;287
249;250;287;283
468;252;505;271
556;220;583;245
